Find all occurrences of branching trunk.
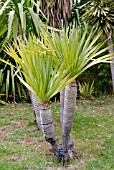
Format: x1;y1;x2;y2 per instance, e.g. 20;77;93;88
107;38;114;93
62;80;77;158
40;103;61;157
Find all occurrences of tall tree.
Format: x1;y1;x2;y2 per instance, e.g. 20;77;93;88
82;0;114;93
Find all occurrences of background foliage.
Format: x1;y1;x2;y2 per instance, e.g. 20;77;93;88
0;0;45;103
0;0;113;104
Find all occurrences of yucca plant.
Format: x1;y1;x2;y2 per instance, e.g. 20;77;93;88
1;25;114;159
78;81;94;99
1;36;76;157
36;24;114;157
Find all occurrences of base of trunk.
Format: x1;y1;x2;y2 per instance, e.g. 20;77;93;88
40;103;62;157
62;134;74;158
46;137;62;157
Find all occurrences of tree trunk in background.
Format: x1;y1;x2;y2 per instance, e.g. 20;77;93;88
62;80;77;158
40;103;61;157
60;89;65;123
31;93;42;131
41;0;72;28
107;38;114;93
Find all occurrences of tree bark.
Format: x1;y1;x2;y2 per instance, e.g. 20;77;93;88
41;0;72;28
107;38;114;93
60;89;65;124
40;103;61;157
62;80;77;158
30;92;42;131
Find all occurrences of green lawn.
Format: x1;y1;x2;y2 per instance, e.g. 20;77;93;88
0;96;114;170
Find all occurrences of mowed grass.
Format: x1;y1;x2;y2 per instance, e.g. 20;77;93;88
0;96;114;170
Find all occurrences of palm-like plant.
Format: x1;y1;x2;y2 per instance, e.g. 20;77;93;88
1;36;76;157
37;25;114;157
78;81;94;99
82;0;114;93
1;24;113;159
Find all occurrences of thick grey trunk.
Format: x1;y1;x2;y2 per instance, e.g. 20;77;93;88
107;38;114;93
60;89;65;123
29;91;42;131
62;80;77;158
40;103;61;157
31;93;42;130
